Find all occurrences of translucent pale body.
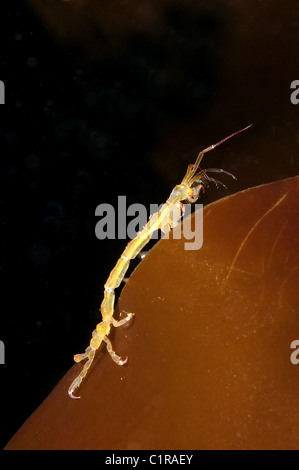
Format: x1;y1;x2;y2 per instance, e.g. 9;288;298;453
69;125;249;398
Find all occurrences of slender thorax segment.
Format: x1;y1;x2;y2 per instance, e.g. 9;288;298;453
68;124;252;398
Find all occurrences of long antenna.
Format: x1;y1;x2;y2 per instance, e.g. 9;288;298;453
202;124;252;154
189;124;252;178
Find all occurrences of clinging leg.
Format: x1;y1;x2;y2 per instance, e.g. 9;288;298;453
68;347;96;399
73;344;94;363
103;336;128;365
111;311;134;328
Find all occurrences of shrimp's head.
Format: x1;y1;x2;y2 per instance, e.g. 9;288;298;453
186;183;204;203
169;183;193;203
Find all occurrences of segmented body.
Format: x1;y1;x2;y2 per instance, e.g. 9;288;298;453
68;125;251;398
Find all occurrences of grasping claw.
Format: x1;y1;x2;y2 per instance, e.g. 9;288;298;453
68;376;82;400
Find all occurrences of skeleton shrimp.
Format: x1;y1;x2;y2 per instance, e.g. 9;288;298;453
68;124;252;398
